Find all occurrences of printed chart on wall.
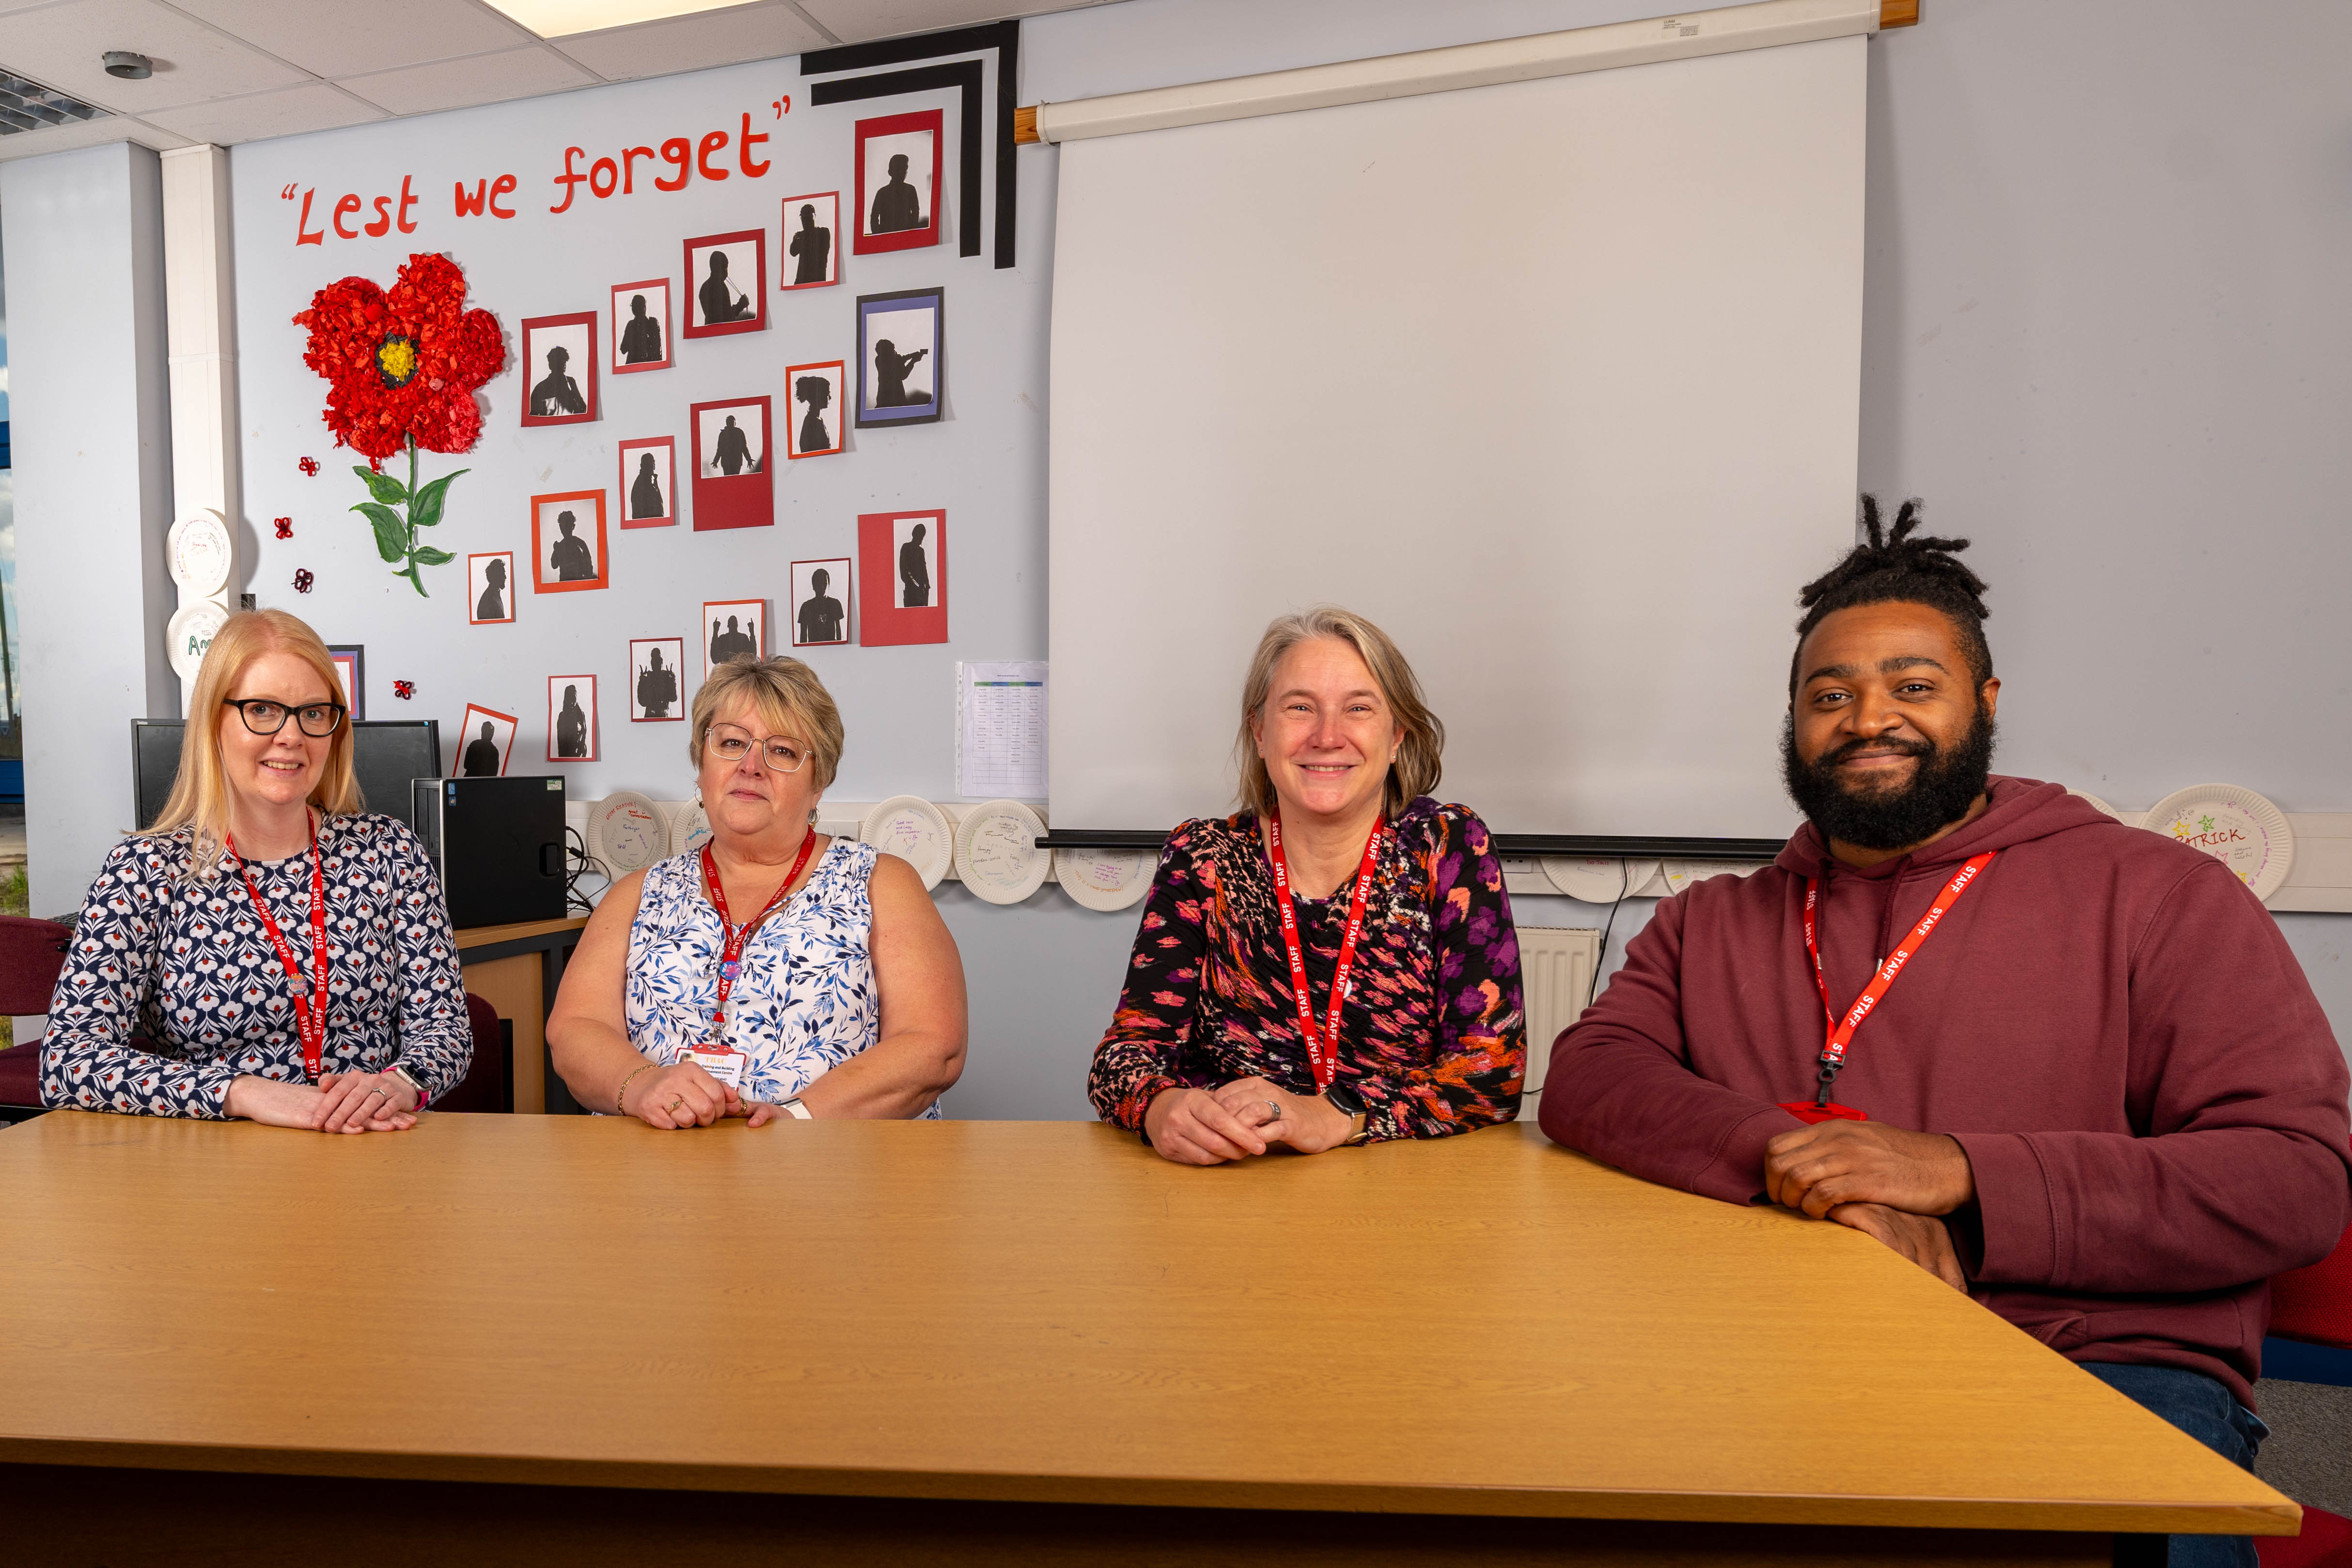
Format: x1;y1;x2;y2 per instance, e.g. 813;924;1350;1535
956;661;1047;800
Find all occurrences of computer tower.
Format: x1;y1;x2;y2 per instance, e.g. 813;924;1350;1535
411;776;568;929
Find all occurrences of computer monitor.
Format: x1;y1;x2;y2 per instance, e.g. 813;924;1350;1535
131;719;442;831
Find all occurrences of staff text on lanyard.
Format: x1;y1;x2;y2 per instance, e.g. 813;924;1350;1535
1265;813;1383;1094
1781;851;1995;1125
230;819;331;1083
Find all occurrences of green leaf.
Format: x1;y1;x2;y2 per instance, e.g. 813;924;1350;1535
409;545;455;567
352;501;408;563
353;466;409;505
408;468;467;528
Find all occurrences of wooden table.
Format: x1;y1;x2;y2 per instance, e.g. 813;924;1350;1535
453;915;588;1113
0;1114;2297;1566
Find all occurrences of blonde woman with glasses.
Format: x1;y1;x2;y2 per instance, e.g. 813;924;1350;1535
1088;606;1526;1164
41;610;471;1129
549;657;967;1127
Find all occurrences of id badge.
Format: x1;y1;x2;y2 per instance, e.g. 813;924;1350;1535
682;1046;746;1088
1778;1100;1867;1125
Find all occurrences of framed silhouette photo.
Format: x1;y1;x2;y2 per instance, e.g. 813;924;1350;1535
328;644;365;720
682;229;766;339
791;558;851;647
457;704;518;778
531;489;609;593
781;191;841;290
519;312;597;426
855;287;942;429
629;637;687;722
689;396;773;532
701;598;766;677
618;436;676;528
547;674;599;762
786;361;845;459
854;110;941;256
611;279;672;374
467;551;516;625
857;509;946;647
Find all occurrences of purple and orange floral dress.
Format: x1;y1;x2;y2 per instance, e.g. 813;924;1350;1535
1088;796;1526;1143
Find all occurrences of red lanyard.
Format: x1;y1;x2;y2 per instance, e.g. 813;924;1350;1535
1265;813;1384;1092
229;817;330;1082
1788;851;1995;1120
701;832;818;1043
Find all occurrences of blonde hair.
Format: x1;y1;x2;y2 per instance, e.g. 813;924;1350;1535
1235;605;1444;820
151;610;362;876
689;655;845;794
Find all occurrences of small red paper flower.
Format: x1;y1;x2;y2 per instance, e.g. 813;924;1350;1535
298;457;319;477
273;517;293;539
291;252;503;470
293;569;314;594
392;681;415;701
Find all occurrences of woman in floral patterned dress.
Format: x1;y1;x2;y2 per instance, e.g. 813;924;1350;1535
549;658;966;1127
1089;606;1526;1164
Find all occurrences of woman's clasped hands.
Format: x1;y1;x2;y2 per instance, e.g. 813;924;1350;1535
225;1071;419;1134
619;1060;790;1129
1143;1075;1354;1165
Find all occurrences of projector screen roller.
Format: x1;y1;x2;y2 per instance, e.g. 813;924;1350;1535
1048;35;1866;839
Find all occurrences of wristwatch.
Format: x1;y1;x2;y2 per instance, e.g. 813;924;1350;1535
1323;1081;1373;1145
779;1098;813;1119
387;1061;427;1103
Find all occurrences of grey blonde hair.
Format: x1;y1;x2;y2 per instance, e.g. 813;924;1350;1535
1234;605;1443;819
689;655;845;793
150;610;363;878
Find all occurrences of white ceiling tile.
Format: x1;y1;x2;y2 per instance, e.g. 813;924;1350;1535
140;81;387;144
0;0;311;114
339;45;596;117
168;0;536;79
797;0;1118;46
550;1;826;82
0;113;188;163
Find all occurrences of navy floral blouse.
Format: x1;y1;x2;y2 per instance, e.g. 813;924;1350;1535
1089;796;1526;1143
41;813;473;1117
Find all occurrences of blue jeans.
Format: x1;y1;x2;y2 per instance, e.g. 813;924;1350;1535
2081;1362;2269;1568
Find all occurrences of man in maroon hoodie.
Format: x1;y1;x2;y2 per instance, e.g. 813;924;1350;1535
1542;500;2350;1568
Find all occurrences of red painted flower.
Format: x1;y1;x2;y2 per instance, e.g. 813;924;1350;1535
291;252;502;470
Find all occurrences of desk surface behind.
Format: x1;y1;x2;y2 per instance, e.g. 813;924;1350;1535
0;1113;2293;1536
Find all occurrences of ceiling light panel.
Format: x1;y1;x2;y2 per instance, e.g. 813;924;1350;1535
0;67;110;135
480;0;762;38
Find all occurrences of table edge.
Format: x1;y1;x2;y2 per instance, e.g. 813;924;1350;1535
0;1439;2300;1536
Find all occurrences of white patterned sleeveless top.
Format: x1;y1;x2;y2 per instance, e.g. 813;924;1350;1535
624;839;941;1116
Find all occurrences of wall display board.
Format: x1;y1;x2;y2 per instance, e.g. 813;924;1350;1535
1049;34;1866;839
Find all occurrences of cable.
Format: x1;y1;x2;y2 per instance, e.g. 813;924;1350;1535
564;825;609;914
1588;856;1630;1008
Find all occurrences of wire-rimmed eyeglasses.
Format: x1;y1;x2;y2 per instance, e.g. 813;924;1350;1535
706;723;810;773
223;698;346;737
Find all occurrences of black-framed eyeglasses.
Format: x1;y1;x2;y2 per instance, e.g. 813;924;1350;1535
223;698;346;737
705;723;810;773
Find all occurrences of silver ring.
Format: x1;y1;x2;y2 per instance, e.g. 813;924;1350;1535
366;1086;389;1099
1264;1098;1281;1122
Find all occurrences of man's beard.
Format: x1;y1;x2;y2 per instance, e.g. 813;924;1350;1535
1782;705;1996;852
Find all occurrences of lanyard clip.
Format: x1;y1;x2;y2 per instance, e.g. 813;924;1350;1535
1814;1060;1842;1110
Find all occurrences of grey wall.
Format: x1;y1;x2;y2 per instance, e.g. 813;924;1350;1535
0;143;176;921
3;0;2346;1110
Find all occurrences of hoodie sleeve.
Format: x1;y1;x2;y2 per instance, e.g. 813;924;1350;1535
1539;892;1807;1205
1957;859;2352;1295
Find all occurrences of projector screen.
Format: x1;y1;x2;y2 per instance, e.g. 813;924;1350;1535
1048;34;1866;838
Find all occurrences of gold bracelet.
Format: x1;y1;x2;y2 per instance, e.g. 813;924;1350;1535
615;1062;656;1117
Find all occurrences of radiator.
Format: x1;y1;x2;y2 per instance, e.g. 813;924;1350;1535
1518;926;1601;1108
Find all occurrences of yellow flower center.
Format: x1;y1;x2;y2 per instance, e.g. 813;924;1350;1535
376;335;418;386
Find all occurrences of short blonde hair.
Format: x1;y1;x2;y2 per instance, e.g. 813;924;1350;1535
150;610;362;876
689;656;845;793
1235;605;1443;819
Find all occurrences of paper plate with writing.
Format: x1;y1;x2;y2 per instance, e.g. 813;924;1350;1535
954;800;1050;906
665;799;713;858
590;791;670;877
862;795;953;890
1054;847;1155;912
1542;857;1661;903
2142;784;2294;902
